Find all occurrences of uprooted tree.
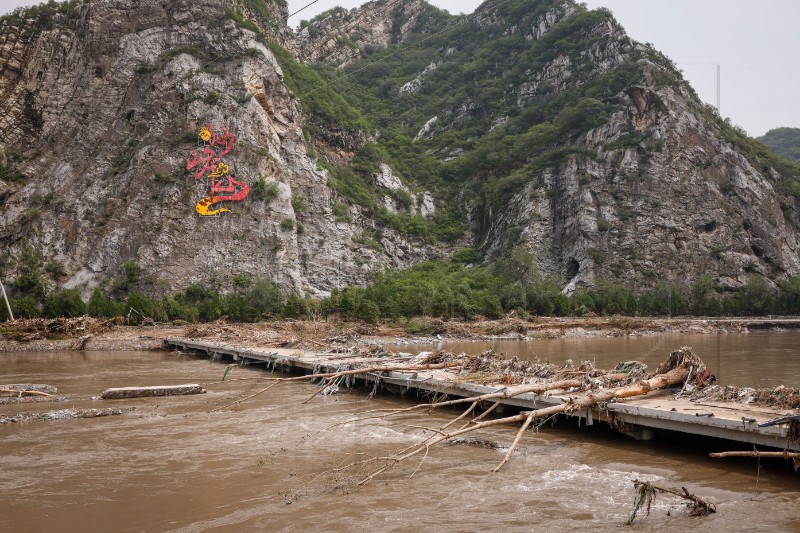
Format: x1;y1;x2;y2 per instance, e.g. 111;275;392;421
232;347;709;485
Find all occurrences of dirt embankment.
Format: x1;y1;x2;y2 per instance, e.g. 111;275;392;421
1;315;799;353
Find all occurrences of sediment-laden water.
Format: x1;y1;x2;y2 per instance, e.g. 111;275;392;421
389;331;800;388
0;338;798;532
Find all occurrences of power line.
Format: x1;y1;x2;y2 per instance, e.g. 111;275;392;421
289;0;325;19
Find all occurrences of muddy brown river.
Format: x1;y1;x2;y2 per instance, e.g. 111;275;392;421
1;334;799;531
390;331;800;388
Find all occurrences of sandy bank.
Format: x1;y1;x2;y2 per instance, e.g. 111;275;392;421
2;315;800;353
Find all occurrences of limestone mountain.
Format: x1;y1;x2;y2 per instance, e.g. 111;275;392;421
1;0;800;300
0;0;434;297
291;0;800;292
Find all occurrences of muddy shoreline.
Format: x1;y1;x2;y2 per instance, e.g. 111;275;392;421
2;316;800;353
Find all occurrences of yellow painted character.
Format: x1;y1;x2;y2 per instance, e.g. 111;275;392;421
195;196;231;216
209;162;229;179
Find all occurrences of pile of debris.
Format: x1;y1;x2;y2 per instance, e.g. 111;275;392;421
400;349;650;389
0;316;115;342
692;384;800;409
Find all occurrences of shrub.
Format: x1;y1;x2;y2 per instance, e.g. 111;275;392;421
11;295;41;318
251;178;279;203
291;195;306;213
87;289;110;318
43;288;86;318
123;261;141;284
331;202;352;222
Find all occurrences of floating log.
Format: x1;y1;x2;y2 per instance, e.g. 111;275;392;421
710;451;800;459
1;407;133;424
0;395;66;405
101;384;205;399
0;384;58;396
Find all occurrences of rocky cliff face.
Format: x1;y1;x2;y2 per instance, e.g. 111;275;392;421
0;0;433;296
291;0;800;291
483;78;800;292
289;0;427;66
2;0;799;299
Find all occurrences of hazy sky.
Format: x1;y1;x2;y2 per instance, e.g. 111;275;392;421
2;0;798;136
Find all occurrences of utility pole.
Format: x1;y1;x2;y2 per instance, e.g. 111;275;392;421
0;278;13;321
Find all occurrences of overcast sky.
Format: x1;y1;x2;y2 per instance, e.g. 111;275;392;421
2;0;798;136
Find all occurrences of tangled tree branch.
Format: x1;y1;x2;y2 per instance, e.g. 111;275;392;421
628;479;716;524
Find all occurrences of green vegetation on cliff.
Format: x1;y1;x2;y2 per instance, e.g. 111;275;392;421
3;247;799;323
758;127;800;164
269;43;367;138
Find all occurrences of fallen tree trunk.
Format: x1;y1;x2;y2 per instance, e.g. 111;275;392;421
101;384;205;399
376;372;631;420
357;347;700;482
0;384;58;395
709;451;800;459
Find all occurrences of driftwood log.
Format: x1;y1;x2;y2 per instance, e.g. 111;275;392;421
1;407;133;424
70;334;93;350
0;384;58;396
101;384;205;399
710;451;800;459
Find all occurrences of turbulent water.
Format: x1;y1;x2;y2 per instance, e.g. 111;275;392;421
0;339;798;532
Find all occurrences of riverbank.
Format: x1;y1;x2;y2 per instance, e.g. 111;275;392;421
2;315;800;353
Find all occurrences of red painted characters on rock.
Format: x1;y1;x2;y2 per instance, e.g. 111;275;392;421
186;124;250;216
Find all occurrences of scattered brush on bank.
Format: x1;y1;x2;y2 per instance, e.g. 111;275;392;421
0;316;117;342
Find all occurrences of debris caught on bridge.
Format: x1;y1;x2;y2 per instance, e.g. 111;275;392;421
234;346;710;484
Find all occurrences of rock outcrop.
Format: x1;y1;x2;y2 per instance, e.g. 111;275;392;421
0;0;432;296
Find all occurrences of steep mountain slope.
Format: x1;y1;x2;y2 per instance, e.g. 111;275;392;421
758;127;800;163
2;0;800;302
291;0;800;291
0;0;434;296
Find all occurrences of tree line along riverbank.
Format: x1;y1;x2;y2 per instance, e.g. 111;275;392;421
3;250;800;324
